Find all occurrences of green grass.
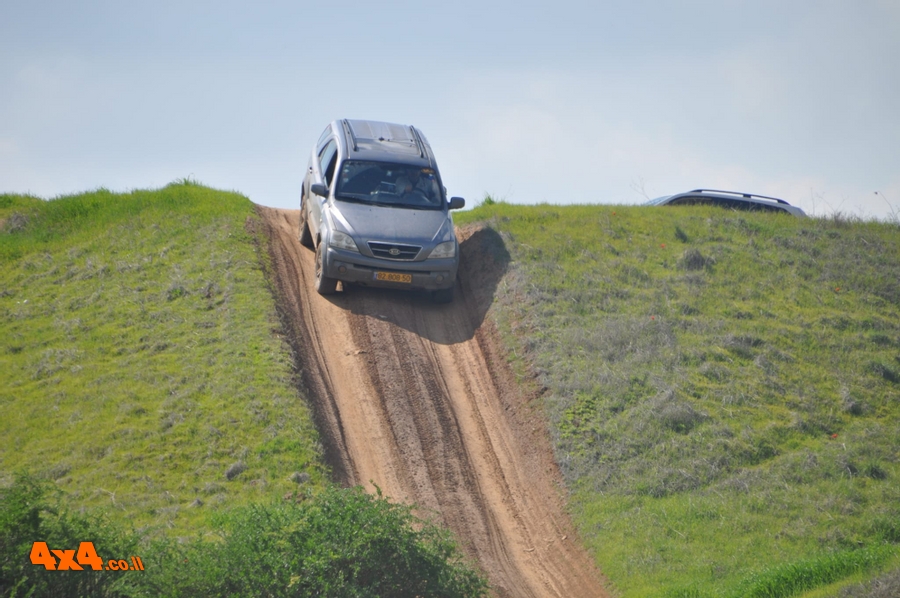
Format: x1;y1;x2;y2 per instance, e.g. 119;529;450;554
730;545;894;597
4;186;898;595
0;182;326;535
818;566;900;597
455;201;900;597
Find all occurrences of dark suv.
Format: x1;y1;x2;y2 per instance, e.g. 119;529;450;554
300;119;465;303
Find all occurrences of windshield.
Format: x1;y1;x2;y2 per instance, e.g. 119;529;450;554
335;161;444;210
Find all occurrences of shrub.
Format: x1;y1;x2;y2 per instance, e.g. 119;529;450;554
0;476;487;598
140;486;487;598
0;474;137;598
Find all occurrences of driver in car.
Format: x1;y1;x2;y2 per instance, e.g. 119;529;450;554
395;169;438;202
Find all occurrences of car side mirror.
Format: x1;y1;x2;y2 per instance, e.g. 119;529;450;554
311;183;328;198
448;197;465;210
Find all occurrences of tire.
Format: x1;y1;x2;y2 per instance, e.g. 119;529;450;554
299;202;313;248
431;286;454;304
314;242;338;295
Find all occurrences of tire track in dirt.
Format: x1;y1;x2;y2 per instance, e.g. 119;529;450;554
257;206;608;598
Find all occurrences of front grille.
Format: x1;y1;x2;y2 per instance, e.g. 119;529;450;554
368;241;421;261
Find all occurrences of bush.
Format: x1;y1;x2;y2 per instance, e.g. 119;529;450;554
0;474;137;598
140;486;487;598
0;475;486;598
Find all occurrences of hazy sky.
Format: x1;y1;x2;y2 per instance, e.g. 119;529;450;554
3;1;899;218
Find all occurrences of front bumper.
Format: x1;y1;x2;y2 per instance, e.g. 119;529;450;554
324;246;457;291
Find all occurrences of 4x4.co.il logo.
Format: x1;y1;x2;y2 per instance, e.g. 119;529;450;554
30;541;144;571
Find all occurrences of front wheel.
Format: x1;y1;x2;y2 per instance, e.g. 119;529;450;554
299;202;313;248
314;242;338;295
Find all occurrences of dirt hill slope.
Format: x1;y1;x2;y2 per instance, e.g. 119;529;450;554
257;207;608;598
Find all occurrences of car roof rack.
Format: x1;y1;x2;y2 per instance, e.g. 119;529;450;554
688;189;790;205
409;126;427;160
341;119;358;152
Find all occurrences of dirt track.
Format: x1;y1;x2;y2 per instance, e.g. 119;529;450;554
258;207;608;598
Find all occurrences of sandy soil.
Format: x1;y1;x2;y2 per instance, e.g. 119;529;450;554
257;207;609;598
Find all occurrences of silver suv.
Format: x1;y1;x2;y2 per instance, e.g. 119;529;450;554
648;189;806;217
300;119;466;303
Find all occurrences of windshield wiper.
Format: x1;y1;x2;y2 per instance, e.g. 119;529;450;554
334;194;369;204
382;202;440;210
335;194;440;210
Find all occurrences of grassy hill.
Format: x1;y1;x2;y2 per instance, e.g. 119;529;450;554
0;182;326;535
4;184;899;597
455;202;900;597
1;183;486;597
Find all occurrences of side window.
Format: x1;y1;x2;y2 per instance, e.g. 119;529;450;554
318;140;338;187
316;126;332;150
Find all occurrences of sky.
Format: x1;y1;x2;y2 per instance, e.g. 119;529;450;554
2;0;899;219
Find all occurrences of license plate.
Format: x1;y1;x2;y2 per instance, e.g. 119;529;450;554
374;271;412;284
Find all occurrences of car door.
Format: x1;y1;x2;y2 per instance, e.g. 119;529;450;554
303;127;331;212
308;138;338;242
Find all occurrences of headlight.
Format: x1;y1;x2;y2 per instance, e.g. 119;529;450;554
329;230;359;252
428;241;456;259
